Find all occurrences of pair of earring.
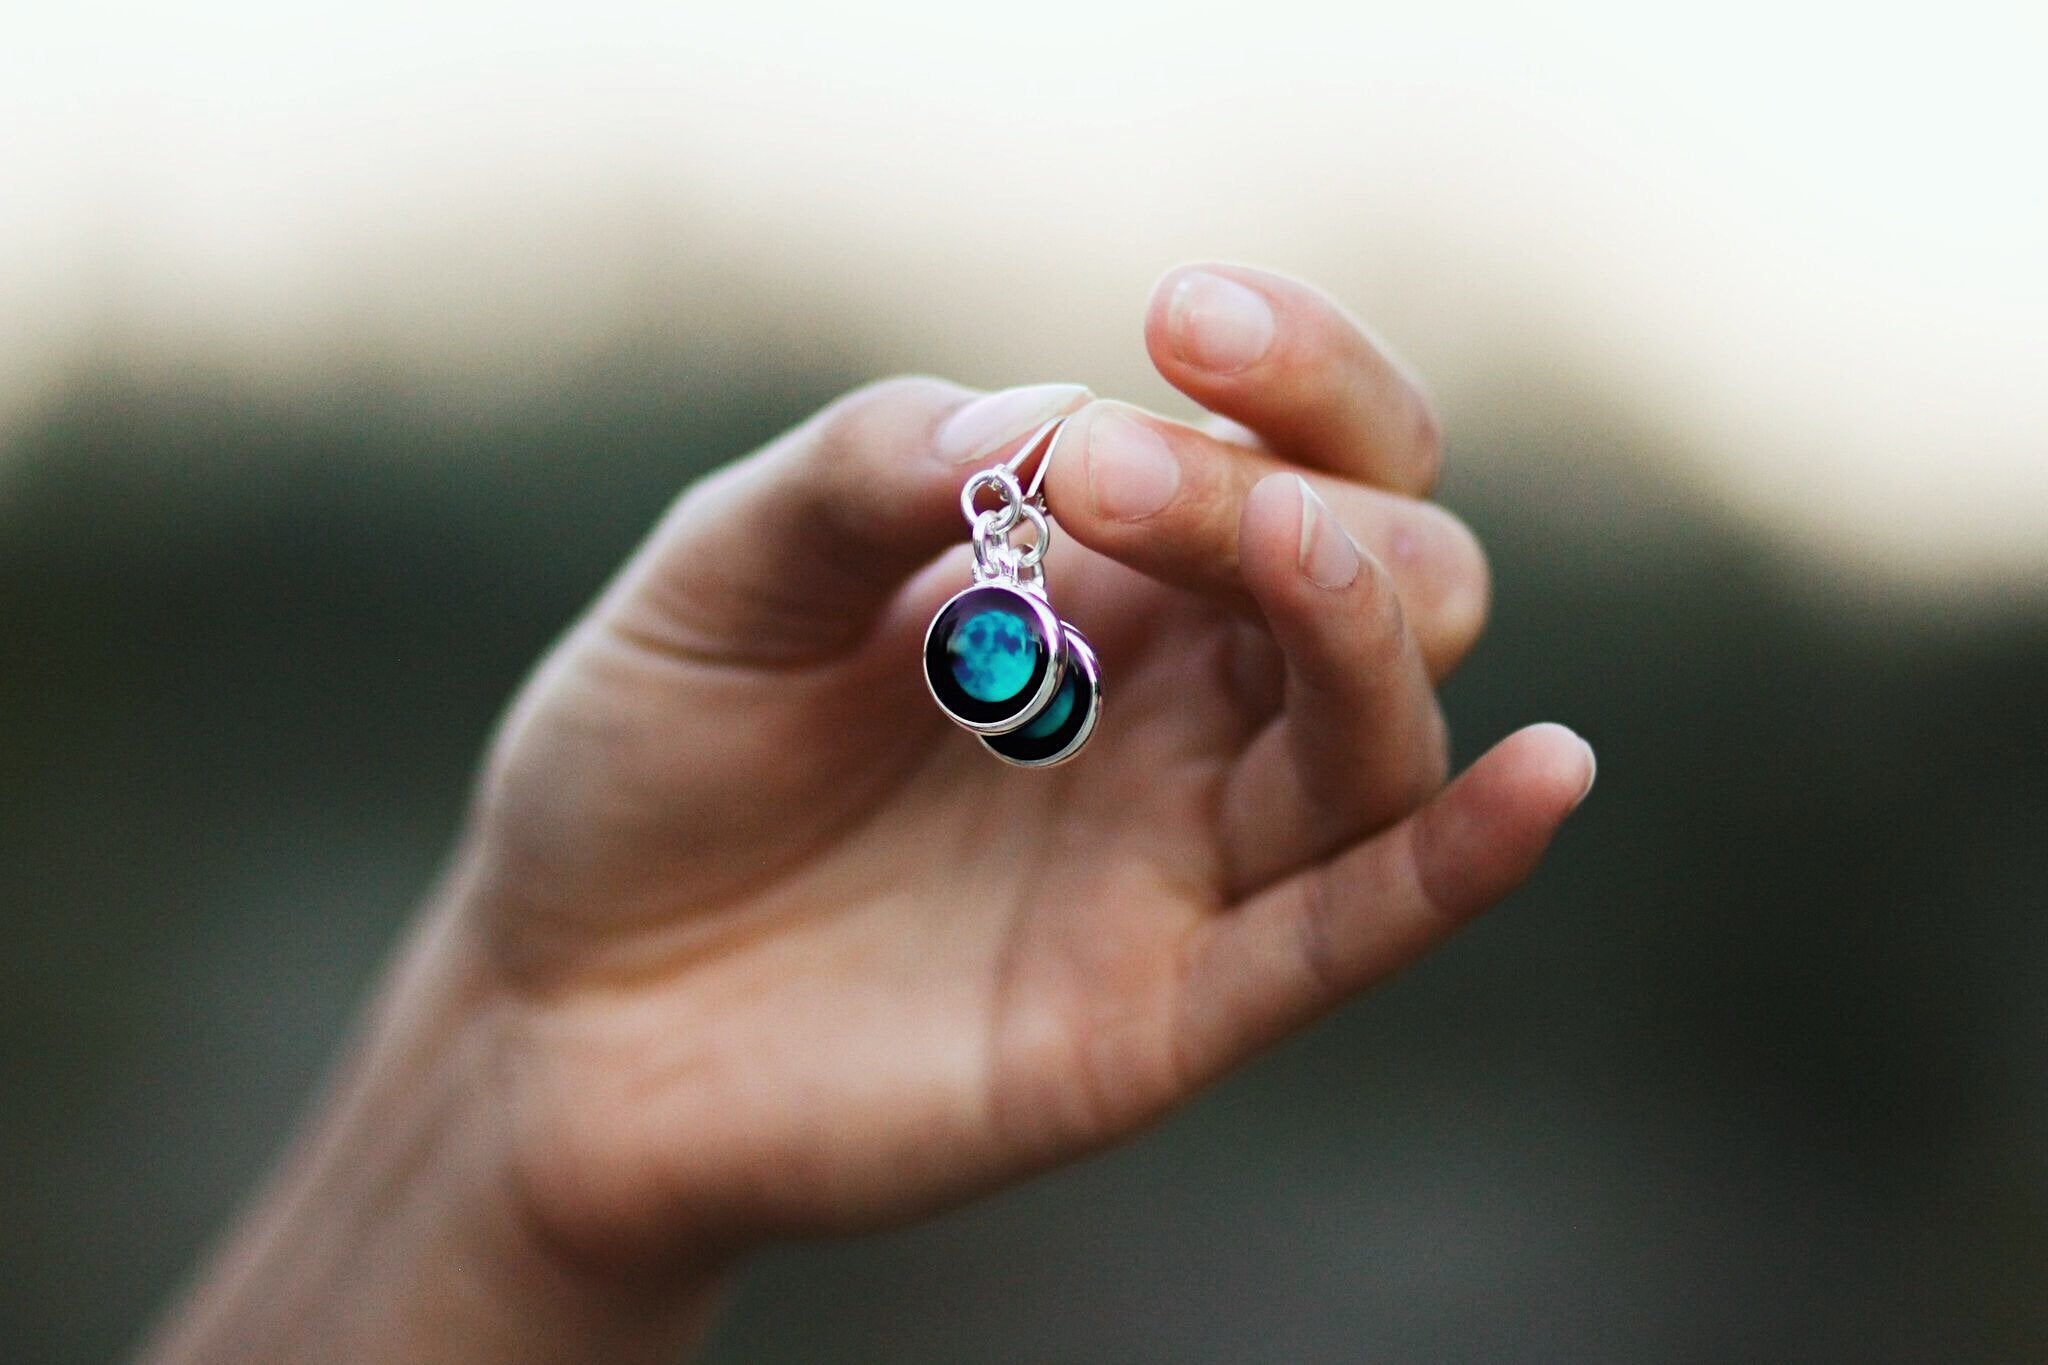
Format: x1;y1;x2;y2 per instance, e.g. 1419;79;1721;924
923;416;1101;768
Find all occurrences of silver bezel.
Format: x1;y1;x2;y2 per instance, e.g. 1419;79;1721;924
981;625;1101;768
923;582;1067;735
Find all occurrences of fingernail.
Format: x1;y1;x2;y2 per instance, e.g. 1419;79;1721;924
1573;738;1598;808
1085;404;1181;521
936;383;1090;465
1295;475;1359;589
1167;270;1276;373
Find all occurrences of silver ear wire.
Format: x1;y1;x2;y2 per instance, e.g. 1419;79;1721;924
965;415;1067;593
1002;415;1067;507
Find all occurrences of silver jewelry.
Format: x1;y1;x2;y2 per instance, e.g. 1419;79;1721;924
923;417;1101;767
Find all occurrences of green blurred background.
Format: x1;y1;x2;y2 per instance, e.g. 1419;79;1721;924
4;3;2045;1361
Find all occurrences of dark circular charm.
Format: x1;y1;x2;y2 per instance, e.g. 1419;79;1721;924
923;584;1064;734
983;625;1101;767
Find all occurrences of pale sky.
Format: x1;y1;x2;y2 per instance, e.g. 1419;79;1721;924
3;0;2042;587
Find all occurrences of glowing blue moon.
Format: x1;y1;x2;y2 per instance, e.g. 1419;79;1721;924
1016;672;1077;739
946;607;1037;703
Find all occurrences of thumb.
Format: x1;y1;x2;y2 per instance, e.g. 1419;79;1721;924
600;378;1091;666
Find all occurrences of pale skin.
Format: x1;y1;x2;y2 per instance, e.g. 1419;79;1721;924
141;264;1595;1363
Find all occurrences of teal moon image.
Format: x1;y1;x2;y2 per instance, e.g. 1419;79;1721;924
1015;672;1076;739
924;584;1058;732
947;607;1037;703
983;623;1099;767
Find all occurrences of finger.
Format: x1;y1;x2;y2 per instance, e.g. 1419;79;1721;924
1220;475;1449;896
1040;399;1489;679
1144;263;1443;495
604;378;1090;666
1174;723;1596;1086
1198;412;1262;448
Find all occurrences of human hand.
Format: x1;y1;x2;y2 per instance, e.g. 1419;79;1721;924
144;264;1593;1364
463;264;1593;1269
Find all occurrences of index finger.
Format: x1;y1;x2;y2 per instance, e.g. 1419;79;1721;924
1144;263;1443;496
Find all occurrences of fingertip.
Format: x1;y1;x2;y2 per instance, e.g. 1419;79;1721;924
1406;723;1593;921
932;381;1093;470
1240;471;1384;602
1140;266;1184;372
1569;731;1598;809
1238;472;1332;605
1043;398;1183;528
1238;470;1305;566
1142;261;1201;336
1146;263;1280;378
1139;262;1440;494
1486;722;1599;825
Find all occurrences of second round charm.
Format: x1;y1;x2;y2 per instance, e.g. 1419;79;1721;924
981;624;1100;768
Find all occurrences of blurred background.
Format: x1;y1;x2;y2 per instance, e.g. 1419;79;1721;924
4;2;2045;1360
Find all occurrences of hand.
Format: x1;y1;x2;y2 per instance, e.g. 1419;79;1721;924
466;264;1593;1266
143;265;1593;1364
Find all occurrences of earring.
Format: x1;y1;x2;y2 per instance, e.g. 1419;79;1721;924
923;417;1101;767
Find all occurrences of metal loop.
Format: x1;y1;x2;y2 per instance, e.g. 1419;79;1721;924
1009;503;1051;570
960;422;1065;583
1017;417;1068;505
960;468;1023;534
970;508;1006;577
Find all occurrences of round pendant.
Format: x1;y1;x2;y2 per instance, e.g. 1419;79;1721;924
922;583;1066;734
982;625;1101;767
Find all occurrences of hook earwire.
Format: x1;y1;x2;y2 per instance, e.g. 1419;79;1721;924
1002;414;1069;507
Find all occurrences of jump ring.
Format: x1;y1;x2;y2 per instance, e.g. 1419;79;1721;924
960;469;1023;534
971;508;1007;576
1010;503;1051;570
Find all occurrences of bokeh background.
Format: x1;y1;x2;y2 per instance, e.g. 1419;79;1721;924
5;3;2046;1360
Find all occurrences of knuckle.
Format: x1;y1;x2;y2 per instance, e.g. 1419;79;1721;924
1184;449;1248;549
1293;868;1350;999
